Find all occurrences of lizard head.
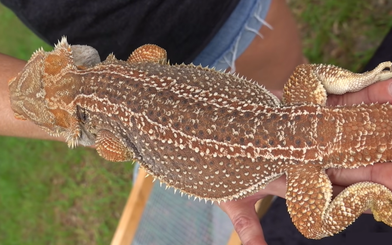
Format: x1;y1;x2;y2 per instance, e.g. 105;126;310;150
8;37;98;145
8;45;60;132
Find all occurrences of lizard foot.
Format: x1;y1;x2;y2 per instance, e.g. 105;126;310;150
371;184;392;226
372;61;392;81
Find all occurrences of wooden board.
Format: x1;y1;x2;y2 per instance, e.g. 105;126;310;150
111;168;154;245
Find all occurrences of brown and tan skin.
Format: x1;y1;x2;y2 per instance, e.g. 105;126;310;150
8;37;392;239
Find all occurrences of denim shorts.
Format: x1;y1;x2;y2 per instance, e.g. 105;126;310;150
192;0;272;71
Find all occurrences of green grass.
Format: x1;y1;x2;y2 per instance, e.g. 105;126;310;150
0;137;134;245
289;0;392;71
1;1;392;244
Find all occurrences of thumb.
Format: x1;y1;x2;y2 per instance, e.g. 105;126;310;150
219;196;268;245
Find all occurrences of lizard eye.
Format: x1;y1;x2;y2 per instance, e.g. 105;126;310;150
77;106;88;123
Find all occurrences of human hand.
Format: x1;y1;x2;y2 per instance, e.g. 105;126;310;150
218;79;392;245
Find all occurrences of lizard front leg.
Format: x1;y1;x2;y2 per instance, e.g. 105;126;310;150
127;44;167;64
95;130;133;162
285;164;392;239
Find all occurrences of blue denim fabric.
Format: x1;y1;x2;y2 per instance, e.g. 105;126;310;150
192;0;272;71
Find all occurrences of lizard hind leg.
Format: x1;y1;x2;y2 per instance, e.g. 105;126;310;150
283;62;392;106
95;129;133;162
286;165;392;239
283;64;328;106
127;44;168;64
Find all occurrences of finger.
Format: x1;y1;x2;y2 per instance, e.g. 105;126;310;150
327;162;392;189
219;198;268;245
327;79;392;106
331;184;345;197
271;89;283;99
